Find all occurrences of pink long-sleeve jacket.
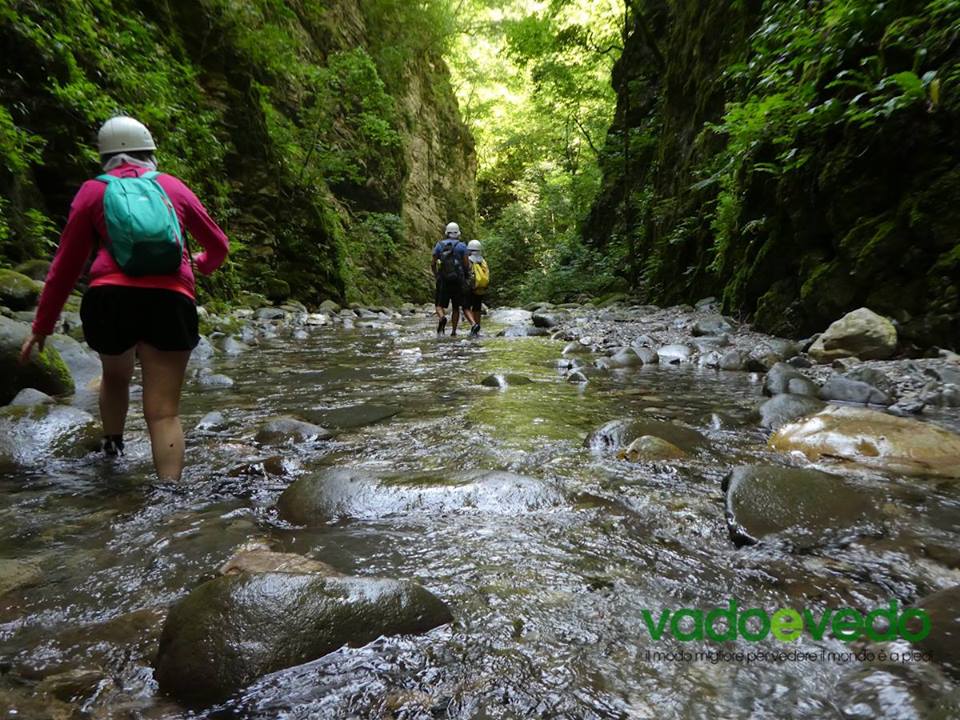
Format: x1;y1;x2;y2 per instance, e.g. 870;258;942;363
32;163;229;336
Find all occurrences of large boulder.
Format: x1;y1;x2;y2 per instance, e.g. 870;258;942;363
770;406;960;478
722;465;881;547
808;308;898;363
0;316;74;404
618;436;687;462
0;269;42;310
277;468;564;523
0;404;98;467
584;418;707;453
154;571;452;705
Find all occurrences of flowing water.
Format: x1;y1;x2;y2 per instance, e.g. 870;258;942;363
1;310;959;719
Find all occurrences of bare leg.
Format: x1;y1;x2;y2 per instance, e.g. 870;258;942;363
138;343;191;481
451;307;460;334
99;349;135;436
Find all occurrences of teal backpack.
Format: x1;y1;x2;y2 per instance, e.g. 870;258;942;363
96;171;184;276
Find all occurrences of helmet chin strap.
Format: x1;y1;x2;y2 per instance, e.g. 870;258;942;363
102;153;158;172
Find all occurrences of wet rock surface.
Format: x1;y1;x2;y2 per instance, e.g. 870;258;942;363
277;468;565;523
255;416;332;445
723;465;882;547
0;316;75;404
154;570;452;705
770;405;960;478
585;418;707;453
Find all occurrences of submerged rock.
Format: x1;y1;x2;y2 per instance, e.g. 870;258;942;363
221;336;250;356
255;416;332;445
584;418;706;453
480;373;533;388
770;405;960;478
808;307;898;363
155;571;452;705
911;585;960;679
277;468;564;523
218;548;341;577
618;435;687;462
0;404;98;466
304;403;400;429
758;394;825;430
722;465;881;548
0;557;42;597
197;372;234;389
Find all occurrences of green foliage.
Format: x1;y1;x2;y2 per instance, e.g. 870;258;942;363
447;0;621;302
0;0;467;306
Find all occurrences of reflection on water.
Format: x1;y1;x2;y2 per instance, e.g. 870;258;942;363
1;312;958;718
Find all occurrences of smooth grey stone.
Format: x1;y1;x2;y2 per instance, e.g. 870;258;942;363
819;375;892;406
758;393;825;430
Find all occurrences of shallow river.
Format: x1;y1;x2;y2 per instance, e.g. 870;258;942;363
1;309;958;718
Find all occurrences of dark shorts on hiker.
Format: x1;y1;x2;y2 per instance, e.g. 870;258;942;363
463;291;484;313
435;277;462;310
80;286;199;355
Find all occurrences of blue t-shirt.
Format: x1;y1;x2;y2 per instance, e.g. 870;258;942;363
433;238;467;261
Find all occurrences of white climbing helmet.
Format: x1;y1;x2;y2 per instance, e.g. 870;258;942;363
98;116;157;155
467;240;482;252
445;222;461;238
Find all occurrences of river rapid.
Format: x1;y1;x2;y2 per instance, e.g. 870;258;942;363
1;304;959;719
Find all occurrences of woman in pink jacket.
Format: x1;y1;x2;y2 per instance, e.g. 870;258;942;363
20;116;229;481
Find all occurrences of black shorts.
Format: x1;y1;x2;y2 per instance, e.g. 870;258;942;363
463;291;484;313
80;286;199;355
435;277;462;309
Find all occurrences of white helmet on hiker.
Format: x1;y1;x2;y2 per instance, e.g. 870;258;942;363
467;240;482;252
445;222;461;238
98;116;157;155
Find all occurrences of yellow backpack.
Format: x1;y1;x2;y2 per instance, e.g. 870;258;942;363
471;258;490;294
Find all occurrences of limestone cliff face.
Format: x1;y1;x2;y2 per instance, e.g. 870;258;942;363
0;0;476;305
398;56;477;297
585;0;959;348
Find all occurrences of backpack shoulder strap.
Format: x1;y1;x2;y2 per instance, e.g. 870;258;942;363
95;174;115;185
142;170;160;180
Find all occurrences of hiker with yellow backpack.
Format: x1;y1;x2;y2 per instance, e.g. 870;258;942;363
463;240;489;337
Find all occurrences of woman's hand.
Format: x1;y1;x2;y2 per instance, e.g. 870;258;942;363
19;333;48;365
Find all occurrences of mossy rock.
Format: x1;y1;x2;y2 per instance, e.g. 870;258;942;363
13;259;50;281
0;269;42;311
0;316;74;404
237;291;269;309
263;277;291;303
